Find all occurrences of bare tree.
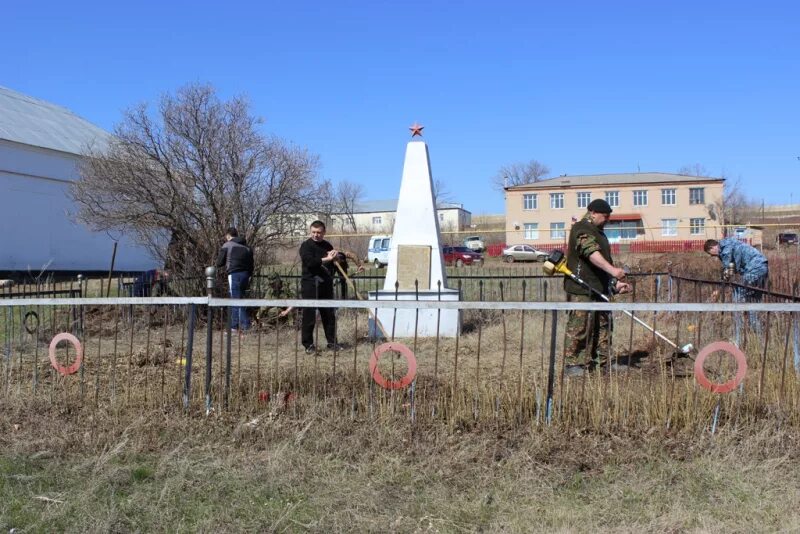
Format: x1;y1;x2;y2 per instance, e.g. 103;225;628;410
433;178;455;205
709;175;754;228
492;159;550;191
677;163;709;177
71;83;321;282
334;180;364;233
315;179;337;230
314;179;364;234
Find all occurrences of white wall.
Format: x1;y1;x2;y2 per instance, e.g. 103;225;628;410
0;140;157;272
437;208;471;232
330;208;470;234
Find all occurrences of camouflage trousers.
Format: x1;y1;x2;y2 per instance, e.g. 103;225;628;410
564;294;611;368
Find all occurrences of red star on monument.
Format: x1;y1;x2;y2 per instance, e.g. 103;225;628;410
409;122;424;137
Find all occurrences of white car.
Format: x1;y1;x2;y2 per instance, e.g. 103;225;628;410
463;235;485;253
367;235;392;268
502;244;549;263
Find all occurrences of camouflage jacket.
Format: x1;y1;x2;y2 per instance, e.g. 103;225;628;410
565;213;613;297
717;238;768;277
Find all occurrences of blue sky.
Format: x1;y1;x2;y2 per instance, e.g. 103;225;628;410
3;0;799;214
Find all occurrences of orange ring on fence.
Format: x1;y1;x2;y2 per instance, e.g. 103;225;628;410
369;342;417;390
48;333;83;376
694;341;747;394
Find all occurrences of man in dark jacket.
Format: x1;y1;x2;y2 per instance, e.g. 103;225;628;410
216;227;254;332
563;199;631;377
299;220;341;353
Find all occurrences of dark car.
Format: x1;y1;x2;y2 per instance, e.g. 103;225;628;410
777;232;798;246
442;246;483;267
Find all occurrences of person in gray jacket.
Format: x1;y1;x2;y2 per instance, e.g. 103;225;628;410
216;227;254;332
704;238;769;301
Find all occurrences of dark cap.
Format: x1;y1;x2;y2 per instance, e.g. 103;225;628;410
587;199;613;214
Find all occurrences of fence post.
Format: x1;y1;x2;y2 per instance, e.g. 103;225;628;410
204;266;216;415
106;241;118;298
224;305;232;410
77;273;85;400
546;309;558;425
183;303;196;410
666;262;673;302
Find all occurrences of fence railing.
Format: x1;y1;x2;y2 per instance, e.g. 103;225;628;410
2;295;800;432
2;281;82;299
628;239;728;253
1;270;667;304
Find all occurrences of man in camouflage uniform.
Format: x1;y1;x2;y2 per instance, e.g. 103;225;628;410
563;199;632;377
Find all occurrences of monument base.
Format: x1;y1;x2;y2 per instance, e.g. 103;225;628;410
367;288;461;338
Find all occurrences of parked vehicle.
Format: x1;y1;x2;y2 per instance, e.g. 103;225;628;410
777;232;798;246
463;235;485;253
442;246;483;267
367;235;392;268
502;244;549;263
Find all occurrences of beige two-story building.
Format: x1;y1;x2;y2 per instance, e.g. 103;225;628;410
505;173;725;246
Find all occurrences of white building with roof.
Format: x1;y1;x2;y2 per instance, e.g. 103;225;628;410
0;86;156;275
326;199;471;234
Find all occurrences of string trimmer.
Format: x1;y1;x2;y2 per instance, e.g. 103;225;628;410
542;250;694;355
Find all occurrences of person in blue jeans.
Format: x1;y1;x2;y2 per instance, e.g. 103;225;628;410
216;227;255;332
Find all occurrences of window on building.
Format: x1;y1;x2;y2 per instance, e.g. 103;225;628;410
690;218;705;235
661;188;676;206
550;222;566;240
633;190;648;206
524;223;539;240
439;212;444;222
372;216;382;225
605;221;639;240
523;193;537;210
550;193;564;209
577;192;591;208
689;187;705;205
661;219;678;237
605;191;619;208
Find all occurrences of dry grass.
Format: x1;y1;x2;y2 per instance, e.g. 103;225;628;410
3;278;800;531
2;398;800;532
4;303;800;432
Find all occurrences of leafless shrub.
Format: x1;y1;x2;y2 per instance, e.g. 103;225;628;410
493;159;550;191
71;83;322;283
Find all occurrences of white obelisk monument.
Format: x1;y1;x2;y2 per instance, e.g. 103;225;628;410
368;123;461;337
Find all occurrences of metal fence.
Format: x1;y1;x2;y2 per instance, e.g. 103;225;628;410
1;270;668;303
2;293;800;432
2;279;82;299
